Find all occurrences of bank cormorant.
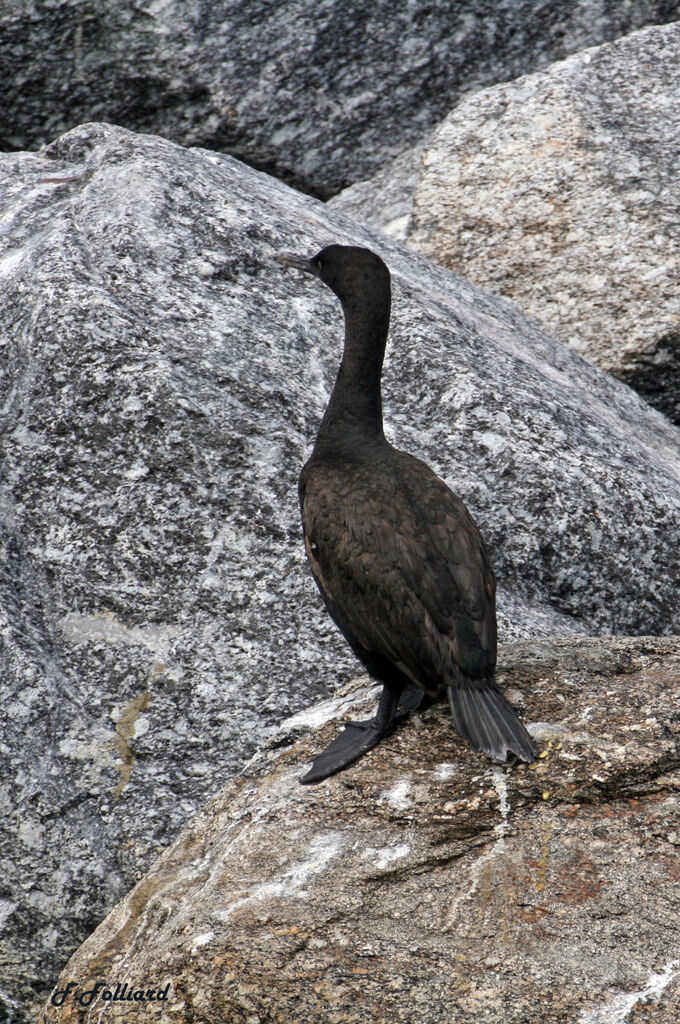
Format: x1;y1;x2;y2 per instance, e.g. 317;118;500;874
276;244;535;783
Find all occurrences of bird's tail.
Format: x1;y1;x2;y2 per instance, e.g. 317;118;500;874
447;681;536;763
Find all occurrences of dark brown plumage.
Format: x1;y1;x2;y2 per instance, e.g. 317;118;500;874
276;244;535;783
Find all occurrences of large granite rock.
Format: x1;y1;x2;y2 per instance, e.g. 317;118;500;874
2;122;680;1019
3;2;680;197
40;636;680;1024
332;22;680;423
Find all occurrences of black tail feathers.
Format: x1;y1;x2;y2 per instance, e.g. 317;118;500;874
447;681;536;763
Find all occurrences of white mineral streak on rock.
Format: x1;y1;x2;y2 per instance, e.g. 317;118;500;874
379;779;414;812
282;686;379;733
361;844;411;870
59;611;179;658
433;762;457;781
189;931;215;955
0;901;17;931
444;766;511;927
218;832;344;921
578;960;680;1024
0;250;24;278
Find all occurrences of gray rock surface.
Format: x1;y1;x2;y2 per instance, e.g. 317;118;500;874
2;122;680;1019
3;2;680;197
333;22;680;423
329;145;424;241
40;636;680;1024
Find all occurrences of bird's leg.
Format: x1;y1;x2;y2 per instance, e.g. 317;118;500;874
396;684;430;717
299;684;401;784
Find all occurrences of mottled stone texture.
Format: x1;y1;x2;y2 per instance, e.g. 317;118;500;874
3;2;680;196
412;21;680;425
329;145;424;241
40;636;680;1024
2;123;680;1020
334;22;680;423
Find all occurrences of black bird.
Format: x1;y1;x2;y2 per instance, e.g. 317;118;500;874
276;244;535;783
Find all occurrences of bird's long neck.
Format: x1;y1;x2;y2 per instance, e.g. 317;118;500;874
313;288;391;454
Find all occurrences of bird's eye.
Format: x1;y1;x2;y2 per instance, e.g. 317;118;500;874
317;259;323;270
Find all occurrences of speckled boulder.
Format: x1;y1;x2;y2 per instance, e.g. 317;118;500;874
3;1;680;196
333;21;680;423
40;636;680;1024
3;122;680;1020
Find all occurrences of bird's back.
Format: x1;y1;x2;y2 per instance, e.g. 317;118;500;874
299;441;497;695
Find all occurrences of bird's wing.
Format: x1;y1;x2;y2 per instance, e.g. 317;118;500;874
299;453;496;690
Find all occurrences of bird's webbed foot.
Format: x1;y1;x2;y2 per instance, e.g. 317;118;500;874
299;719;383;784
299;684;401;785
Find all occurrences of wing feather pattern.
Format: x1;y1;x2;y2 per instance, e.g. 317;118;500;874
299;447;496;696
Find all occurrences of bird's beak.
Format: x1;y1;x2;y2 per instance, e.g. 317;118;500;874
275;252;319;276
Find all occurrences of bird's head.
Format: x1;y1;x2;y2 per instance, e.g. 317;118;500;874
276;244;390;305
